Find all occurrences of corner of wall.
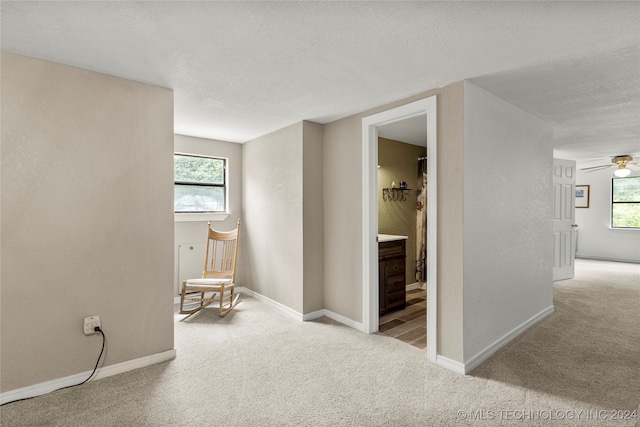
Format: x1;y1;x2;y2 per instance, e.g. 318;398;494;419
303;121;325;314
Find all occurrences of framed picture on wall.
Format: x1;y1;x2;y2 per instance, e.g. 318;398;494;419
575;185;590;208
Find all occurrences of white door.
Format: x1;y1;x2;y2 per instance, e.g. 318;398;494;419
553;158;576;281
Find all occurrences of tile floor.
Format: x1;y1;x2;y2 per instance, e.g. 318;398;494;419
378;288;427;350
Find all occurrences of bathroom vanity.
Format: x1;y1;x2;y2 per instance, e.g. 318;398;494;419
378;234;407;315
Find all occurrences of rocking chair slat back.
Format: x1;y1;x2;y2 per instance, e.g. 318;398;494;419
203;223;239;280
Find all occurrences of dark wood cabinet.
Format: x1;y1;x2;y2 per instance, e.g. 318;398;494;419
378;239;406;315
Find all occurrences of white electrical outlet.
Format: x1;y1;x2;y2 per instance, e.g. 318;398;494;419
83;315;101;335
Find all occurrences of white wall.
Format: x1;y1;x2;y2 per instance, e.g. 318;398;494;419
1;51;175;392
463;81;554;363
173;134;243;296
575;168;640;263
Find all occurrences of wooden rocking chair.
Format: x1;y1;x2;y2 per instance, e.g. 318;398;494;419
179;219;240;318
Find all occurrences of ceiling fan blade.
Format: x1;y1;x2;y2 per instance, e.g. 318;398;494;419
580;164;614;171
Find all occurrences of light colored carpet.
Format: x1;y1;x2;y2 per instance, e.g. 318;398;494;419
1;259;638;426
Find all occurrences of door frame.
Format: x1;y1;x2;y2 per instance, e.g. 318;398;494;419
361;96;437;362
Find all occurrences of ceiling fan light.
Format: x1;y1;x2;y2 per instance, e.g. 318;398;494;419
614;167;631;177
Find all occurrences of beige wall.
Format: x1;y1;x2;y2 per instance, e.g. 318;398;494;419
323;117;364;320
323;82;465;361
302;121;324;314
378;137;427;282
241;121;324;315
436;83;465;362
242;122;305;312
0;52;175;392
173;134;243;296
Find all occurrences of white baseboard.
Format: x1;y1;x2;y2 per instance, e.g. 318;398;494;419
576;255;640;264
436;355;466;375
304;309;366;333
236;286;303;321
463;305;554;374
302;309;325;321
1;349;176;405
236;287;366;332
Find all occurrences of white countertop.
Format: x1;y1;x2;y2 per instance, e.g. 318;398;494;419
378;234;408;242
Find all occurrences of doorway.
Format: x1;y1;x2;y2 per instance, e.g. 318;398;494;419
377;131;427;348
361;96;437;362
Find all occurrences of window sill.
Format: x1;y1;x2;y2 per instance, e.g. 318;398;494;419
174;212;230;222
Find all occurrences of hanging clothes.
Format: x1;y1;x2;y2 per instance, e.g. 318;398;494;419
416;157;427;282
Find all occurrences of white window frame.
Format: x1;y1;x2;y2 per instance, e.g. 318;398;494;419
174;153;230;222
611;176;640;230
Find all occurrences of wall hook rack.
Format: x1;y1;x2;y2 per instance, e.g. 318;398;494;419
382;188;412;201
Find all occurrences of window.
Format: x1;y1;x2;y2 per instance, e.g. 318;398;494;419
611;176;640;229
174;154;226;213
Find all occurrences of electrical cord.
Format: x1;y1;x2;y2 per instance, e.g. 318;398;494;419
1;326;106;406
62;327;106;387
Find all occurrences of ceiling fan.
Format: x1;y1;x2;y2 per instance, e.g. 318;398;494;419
580;155;639;177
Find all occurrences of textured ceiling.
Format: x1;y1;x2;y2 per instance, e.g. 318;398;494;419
471;46;640;167
1;2;638;164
